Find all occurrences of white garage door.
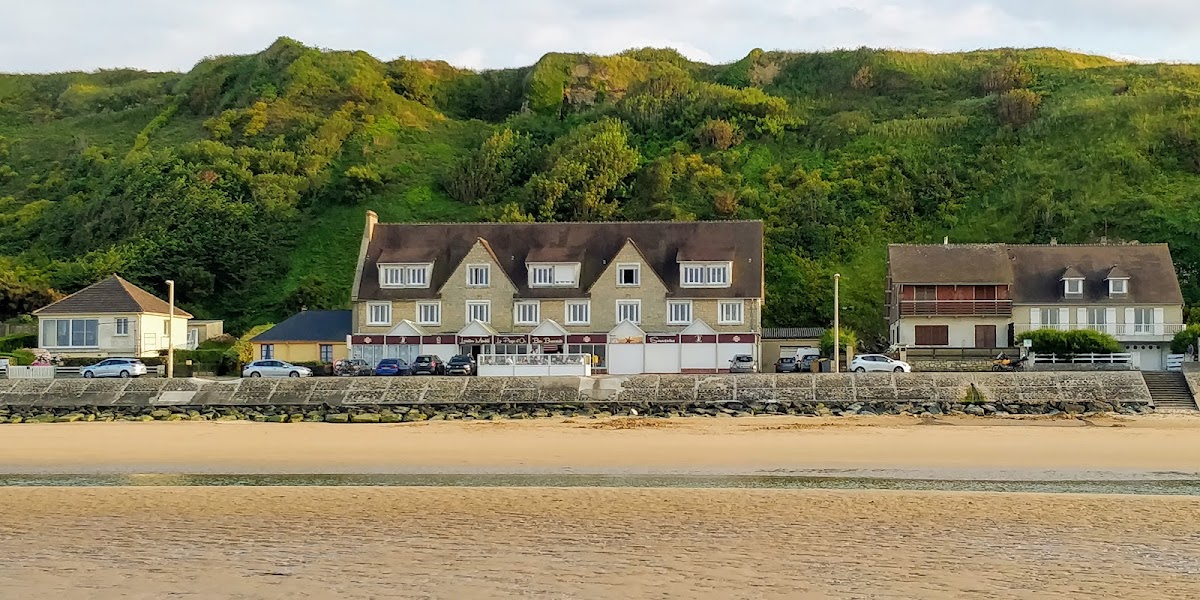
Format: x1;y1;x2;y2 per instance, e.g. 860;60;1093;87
644;344;680;374
609;344;645;375
681;344;716;372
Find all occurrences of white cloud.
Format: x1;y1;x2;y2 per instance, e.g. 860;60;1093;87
1;0;1199;73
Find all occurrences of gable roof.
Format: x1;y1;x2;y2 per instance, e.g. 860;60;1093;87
888;244;1183;305
33;275;194;318
355;220;765;301
1106;266;1130;279
251;310;351;343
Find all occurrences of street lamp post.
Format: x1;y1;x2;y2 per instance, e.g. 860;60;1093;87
166;280;175;379
833;273;841;374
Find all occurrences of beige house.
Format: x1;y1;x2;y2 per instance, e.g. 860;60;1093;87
33;275;192;359
349;213;765;374
887;243;1185;370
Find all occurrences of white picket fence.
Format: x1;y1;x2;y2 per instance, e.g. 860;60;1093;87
1031;353;1134;365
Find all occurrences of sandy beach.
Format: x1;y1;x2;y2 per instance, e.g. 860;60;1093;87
3;416;1200;598
1;414;1199;475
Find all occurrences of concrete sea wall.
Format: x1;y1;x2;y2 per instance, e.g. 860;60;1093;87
0;372;1155;423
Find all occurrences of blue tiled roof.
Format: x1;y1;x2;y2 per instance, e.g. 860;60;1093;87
251;310;352;343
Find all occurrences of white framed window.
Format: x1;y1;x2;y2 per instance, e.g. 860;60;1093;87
719;300;745;325
467;265;490;287
680;262;732;288
1133;307;1154;333
565;300;590;325
616;300;641;324
261;344;274;360
668;300;693;325
1064;278;1083;295
1110;278;1128;295
115;317;130;336
467;301;491;324
617;264;640;287
1040;308;1059;328
1087;308;1107;328
514;301;540;325
379;264;432;289
529;264;579;287
417;301;441;326
367;302;392;326
41;318;99;348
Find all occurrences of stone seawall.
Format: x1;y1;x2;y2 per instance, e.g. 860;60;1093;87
0;373;1155;422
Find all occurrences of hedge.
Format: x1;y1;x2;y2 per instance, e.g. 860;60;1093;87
1170;325;1200;354
1015;328;1121;356
0;333;37;353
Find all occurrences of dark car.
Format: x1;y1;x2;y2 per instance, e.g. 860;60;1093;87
798;355;817;373
446;354;477;376
374;358;411;376
411;355;444;375
334;358;373;377
774;356;799;373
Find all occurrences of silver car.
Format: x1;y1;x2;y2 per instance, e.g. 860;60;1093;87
82;358;148;379
729;354;758;374
242;360;313;378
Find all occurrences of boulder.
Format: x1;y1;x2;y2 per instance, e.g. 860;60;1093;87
324;413;350;423
1062;403;1085;414
351;413;381;423
55;413;85;423
964;405;986;416
380;413;403;423
289;414;305;423
8;416;22;424
404;410;428;422
150;409;172;419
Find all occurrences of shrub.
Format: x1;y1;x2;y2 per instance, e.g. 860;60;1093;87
713;190;739;217
997;89;1041;128
695;119;741;150
1170;324;1200;354
0;333;36;353
980;60;1033;94
820;327;859;358
0;350;35;366
1016;329;1121;356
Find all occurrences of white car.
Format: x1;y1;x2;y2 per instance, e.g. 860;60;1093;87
850;354;911;373
242;360;313;378
81;358;148;379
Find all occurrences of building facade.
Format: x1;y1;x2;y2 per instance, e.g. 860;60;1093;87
887;243;1185;370
348;213;765;374
32;275;192;359
251;310;351;364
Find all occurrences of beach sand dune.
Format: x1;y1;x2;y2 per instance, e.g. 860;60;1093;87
1;487;1198;599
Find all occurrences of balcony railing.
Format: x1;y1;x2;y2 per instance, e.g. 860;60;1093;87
899;300;1012;317
1014;323;1185;341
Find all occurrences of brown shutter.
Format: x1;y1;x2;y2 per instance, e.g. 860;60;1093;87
915;325;950;346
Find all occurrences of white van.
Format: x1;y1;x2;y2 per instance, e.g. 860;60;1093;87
793;347;820;361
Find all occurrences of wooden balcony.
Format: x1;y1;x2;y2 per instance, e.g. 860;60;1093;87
899;300;1012;317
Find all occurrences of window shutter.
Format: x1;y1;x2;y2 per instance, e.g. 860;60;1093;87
1154;308;1165;335
1077;308;1087;328
1029;308;1040;329
1058;308;1070;329
1124;308;1135;335
1105;308;1116;334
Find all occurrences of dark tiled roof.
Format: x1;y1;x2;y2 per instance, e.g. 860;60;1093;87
888;244;1183;305
887;244;1013;284
355;221;765;300
1106;265;1130;279
763;327;826;339
1060;266;1084;279
251;310;352;343
33;275;194;318
1007;245;1182;304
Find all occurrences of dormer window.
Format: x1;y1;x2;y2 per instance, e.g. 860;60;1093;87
528;263;579;288
681;262;732;288
379;263;431;289
1064;278;1083;295
1109;278;1128;295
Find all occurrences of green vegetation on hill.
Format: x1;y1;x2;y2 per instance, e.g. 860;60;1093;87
2;39;1200;341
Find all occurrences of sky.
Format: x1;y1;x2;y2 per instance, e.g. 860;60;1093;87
4;0;1200;73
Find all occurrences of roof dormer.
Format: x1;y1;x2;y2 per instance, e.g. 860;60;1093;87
1106;265;1130;296
1060;266;1084;297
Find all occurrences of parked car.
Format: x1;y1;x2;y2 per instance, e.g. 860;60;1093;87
242;360;313;378
81;358;148;379
334;358;373;377
411;355;444;375
849;354;912;373
774;356;800;373
798;355;817;373
374;358;412;376
446;354;477;376
729;354;758;374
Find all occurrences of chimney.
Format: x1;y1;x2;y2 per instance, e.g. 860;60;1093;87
365;210;379;241
1050;237;1057;246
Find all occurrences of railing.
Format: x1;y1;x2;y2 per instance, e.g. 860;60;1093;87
1014;323;1184;340
899;300;1012;317
477;353;593;377
0;365;166;379
1031;353;1133;364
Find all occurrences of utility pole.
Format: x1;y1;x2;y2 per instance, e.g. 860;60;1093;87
166;280;175;379
833;273;841;374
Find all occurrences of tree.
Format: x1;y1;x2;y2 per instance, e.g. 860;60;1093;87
696;119;741;150
231;323;275;365
443;128;533;204
997;89;1041;128
525;118;639;221
820;327;859;359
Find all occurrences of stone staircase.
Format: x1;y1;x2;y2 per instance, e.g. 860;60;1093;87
1141;372;1198;411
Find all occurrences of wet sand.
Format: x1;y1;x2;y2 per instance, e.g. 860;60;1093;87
1;414;1199;475
1;486;1198;599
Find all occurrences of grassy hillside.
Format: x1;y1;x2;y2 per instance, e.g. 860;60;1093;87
3;38;1200;341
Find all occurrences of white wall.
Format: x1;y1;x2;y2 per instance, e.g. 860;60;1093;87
681;344;715;372
896;317;1012;348
608;344;644;375
717;343;756;370
644;344;681;374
